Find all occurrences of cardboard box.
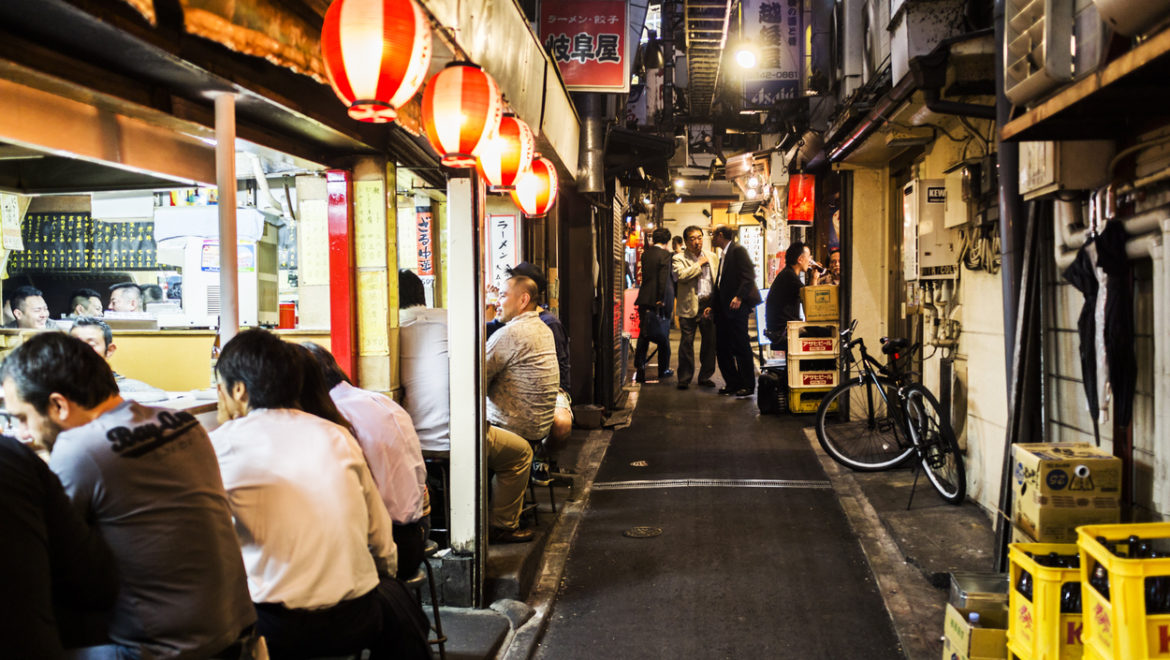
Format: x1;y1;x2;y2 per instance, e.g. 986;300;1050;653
801;284;839;321
942;603;1008;660
1011;443;1121;543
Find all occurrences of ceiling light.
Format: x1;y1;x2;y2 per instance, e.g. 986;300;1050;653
643;195;652;204
675;196;682;204
748;175;760;188
646;222;655;229
745;188;757;199
674;178;684;188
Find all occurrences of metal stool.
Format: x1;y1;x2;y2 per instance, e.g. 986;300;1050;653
421;450;450;545
404;540;447;660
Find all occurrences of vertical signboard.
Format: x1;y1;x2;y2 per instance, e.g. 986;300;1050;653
539;0;630;92
416;208;434;276
738;224;766;290
742;0;803;107
489;214;520;292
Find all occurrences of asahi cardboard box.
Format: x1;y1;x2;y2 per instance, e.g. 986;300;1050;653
1011;443;1121;543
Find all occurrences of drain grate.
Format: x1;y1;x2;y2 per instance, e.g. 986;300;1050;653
623;526;663;538
593;478;833;491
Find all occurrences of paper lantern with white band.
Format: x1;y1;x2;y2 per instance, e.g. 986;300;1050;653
321;0;432;123
510;156;558;217
476;114;535;190
421;63;503;168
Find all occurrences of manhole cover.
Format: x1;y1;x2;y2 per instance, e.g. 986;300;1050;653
630;460;648;467
623;526;662;538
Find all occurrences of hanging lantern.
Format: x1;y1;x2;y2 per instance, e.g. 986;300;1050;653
510;156;558;217
321;0;432;123
476;114;535;191
786;173;816;226
421;62;503;168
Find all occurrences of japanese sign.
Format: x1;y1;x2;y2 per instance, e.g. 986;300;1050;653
742;0;803;107
0;194;22;251
738;224;766;290
539;0;629;92
8;214;157;273
488;214;520;292
416;208;434;276
200;241;256;273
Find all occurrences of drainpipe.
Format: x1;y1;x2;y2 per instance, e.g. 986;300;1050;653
993;0;1025;572
577;94;605;194
1154;221;1170;509
922;89;996;120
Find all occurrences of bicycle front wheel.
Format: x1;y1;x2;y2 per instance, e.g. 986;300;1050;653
904;385;966;504
815;375;914;471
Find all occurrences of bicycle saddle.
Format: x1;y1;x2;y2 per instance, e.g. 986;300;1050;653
880;337;910;355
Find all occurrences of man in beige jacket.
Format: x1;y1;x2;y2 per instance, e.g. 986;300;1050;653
672;225;718;389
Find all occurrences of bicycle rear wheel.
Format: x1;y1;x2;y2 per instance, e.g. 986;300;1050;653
815;375;914;471
904;385;966;504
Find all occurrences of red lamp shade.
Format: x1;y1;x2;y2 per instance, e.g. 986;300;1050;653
510;156;558;217
321;0;432;124
476;114;535;191
421;63;503;168
786;173;816;225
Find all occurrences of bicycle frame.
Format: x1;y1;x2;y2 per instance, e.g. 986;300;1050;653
837;331;912;447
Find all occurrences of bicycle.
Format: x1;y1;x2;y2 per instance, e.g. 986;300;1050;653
814;320;966;504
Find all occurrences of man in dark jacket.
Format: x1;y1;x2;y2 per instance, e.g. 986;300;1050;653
709;225;762;396
634;227;675;382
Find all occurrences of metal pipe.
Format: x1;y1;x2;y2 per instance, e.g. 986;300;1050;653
922;90;997;120
214;93;239;342
577;94;605;193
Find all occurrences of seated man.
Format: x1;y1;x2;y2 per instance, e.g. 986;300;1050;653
483;276;559;542
398;269;533;544
487;262;573;462
4;285;57;330
0;433;118;658
69;317;164;394
107;282;142;313
302;341;431;581
68;288;104;318
211;329;424;658
0;332;257;659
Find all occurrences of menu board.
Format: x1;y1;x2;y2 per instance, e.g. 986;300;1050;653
7;213;157;273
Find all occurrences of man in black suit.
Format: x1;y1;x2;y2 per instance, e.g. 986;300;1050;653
633;227;675;382
709;225;761;396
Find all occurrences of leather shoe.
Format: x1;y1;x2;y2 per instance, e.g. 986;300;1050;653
634;371;646;384
660;368;674;377
718;387;735;395
489;526;535;544
676;383;689;390
734;388;755;397
697;380;716;388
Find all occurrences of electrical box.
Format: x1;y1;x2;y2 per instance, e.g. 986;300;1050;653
903;179;958;281
1018;140;1114;200
944;169;969;228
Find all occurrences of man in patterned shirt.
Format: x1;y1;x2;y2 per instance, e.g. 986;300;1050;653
482;275;559;543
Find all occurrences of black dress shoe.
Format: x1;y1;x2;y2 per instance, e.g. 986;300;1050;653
489;526;535;544
718;387;735;395
634;371;646;383
660;368;674;377
734;388;755;397
697;380;716;388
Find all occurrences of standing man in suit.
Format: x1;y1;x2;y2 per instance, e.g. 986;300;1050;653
634;227;675;383
710;225;762;396
673;225;718;390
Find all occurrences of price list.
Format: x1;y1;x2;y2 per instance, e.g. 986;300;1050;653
8;213;157;273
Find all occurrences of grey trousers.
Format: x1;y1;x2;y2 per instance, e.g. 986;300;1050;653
677;314;716;385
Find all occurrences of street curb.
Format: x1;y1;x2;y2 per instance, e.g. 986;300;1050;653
498;423;619;660
805;428;946;660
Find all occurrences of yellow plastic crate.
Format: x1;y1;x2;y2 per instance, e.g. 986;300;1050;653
1008;542;1084;660
1077;523;1170;660
788;386;837;414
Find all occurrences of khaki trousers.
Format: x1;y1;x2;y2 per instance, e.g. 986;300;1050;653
487;426;533;530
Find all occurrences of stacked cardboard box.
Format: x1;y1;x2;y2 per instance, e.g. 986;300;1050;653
1010;443;1121;543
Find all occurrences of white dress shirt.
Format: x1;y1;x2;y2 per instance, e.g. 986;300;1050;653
330;381;428;525
399;306;451;452
211;408;397;609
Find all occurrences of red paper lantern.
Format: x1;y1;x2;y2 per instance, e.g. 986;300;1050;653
321;0;432;124
476;114;535;191
786;173;816;225
510;156;558;217
421;63;503;168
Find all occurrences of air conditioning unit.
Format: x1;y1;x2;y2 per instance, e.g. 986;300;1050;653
1093;0;1170;36
1004;0;1074;105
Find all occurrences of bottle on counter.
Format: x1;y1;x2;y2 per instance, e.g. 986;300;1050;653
209;333;221;389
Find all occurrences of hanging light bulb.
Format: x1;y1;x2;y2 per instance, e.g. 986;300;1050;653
421;62;503;168
475;114;535;191
321;0;432;123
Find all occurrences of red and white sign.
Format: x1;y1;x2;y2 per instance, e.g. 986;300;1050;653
539;0;629;92
416;208;434;276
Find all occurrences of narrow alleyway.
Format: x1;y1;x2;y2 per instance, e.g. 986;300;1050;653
533;366;905;658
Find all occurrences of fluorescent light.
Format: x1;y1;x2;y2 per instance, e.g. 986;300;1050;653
735;47;757;69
